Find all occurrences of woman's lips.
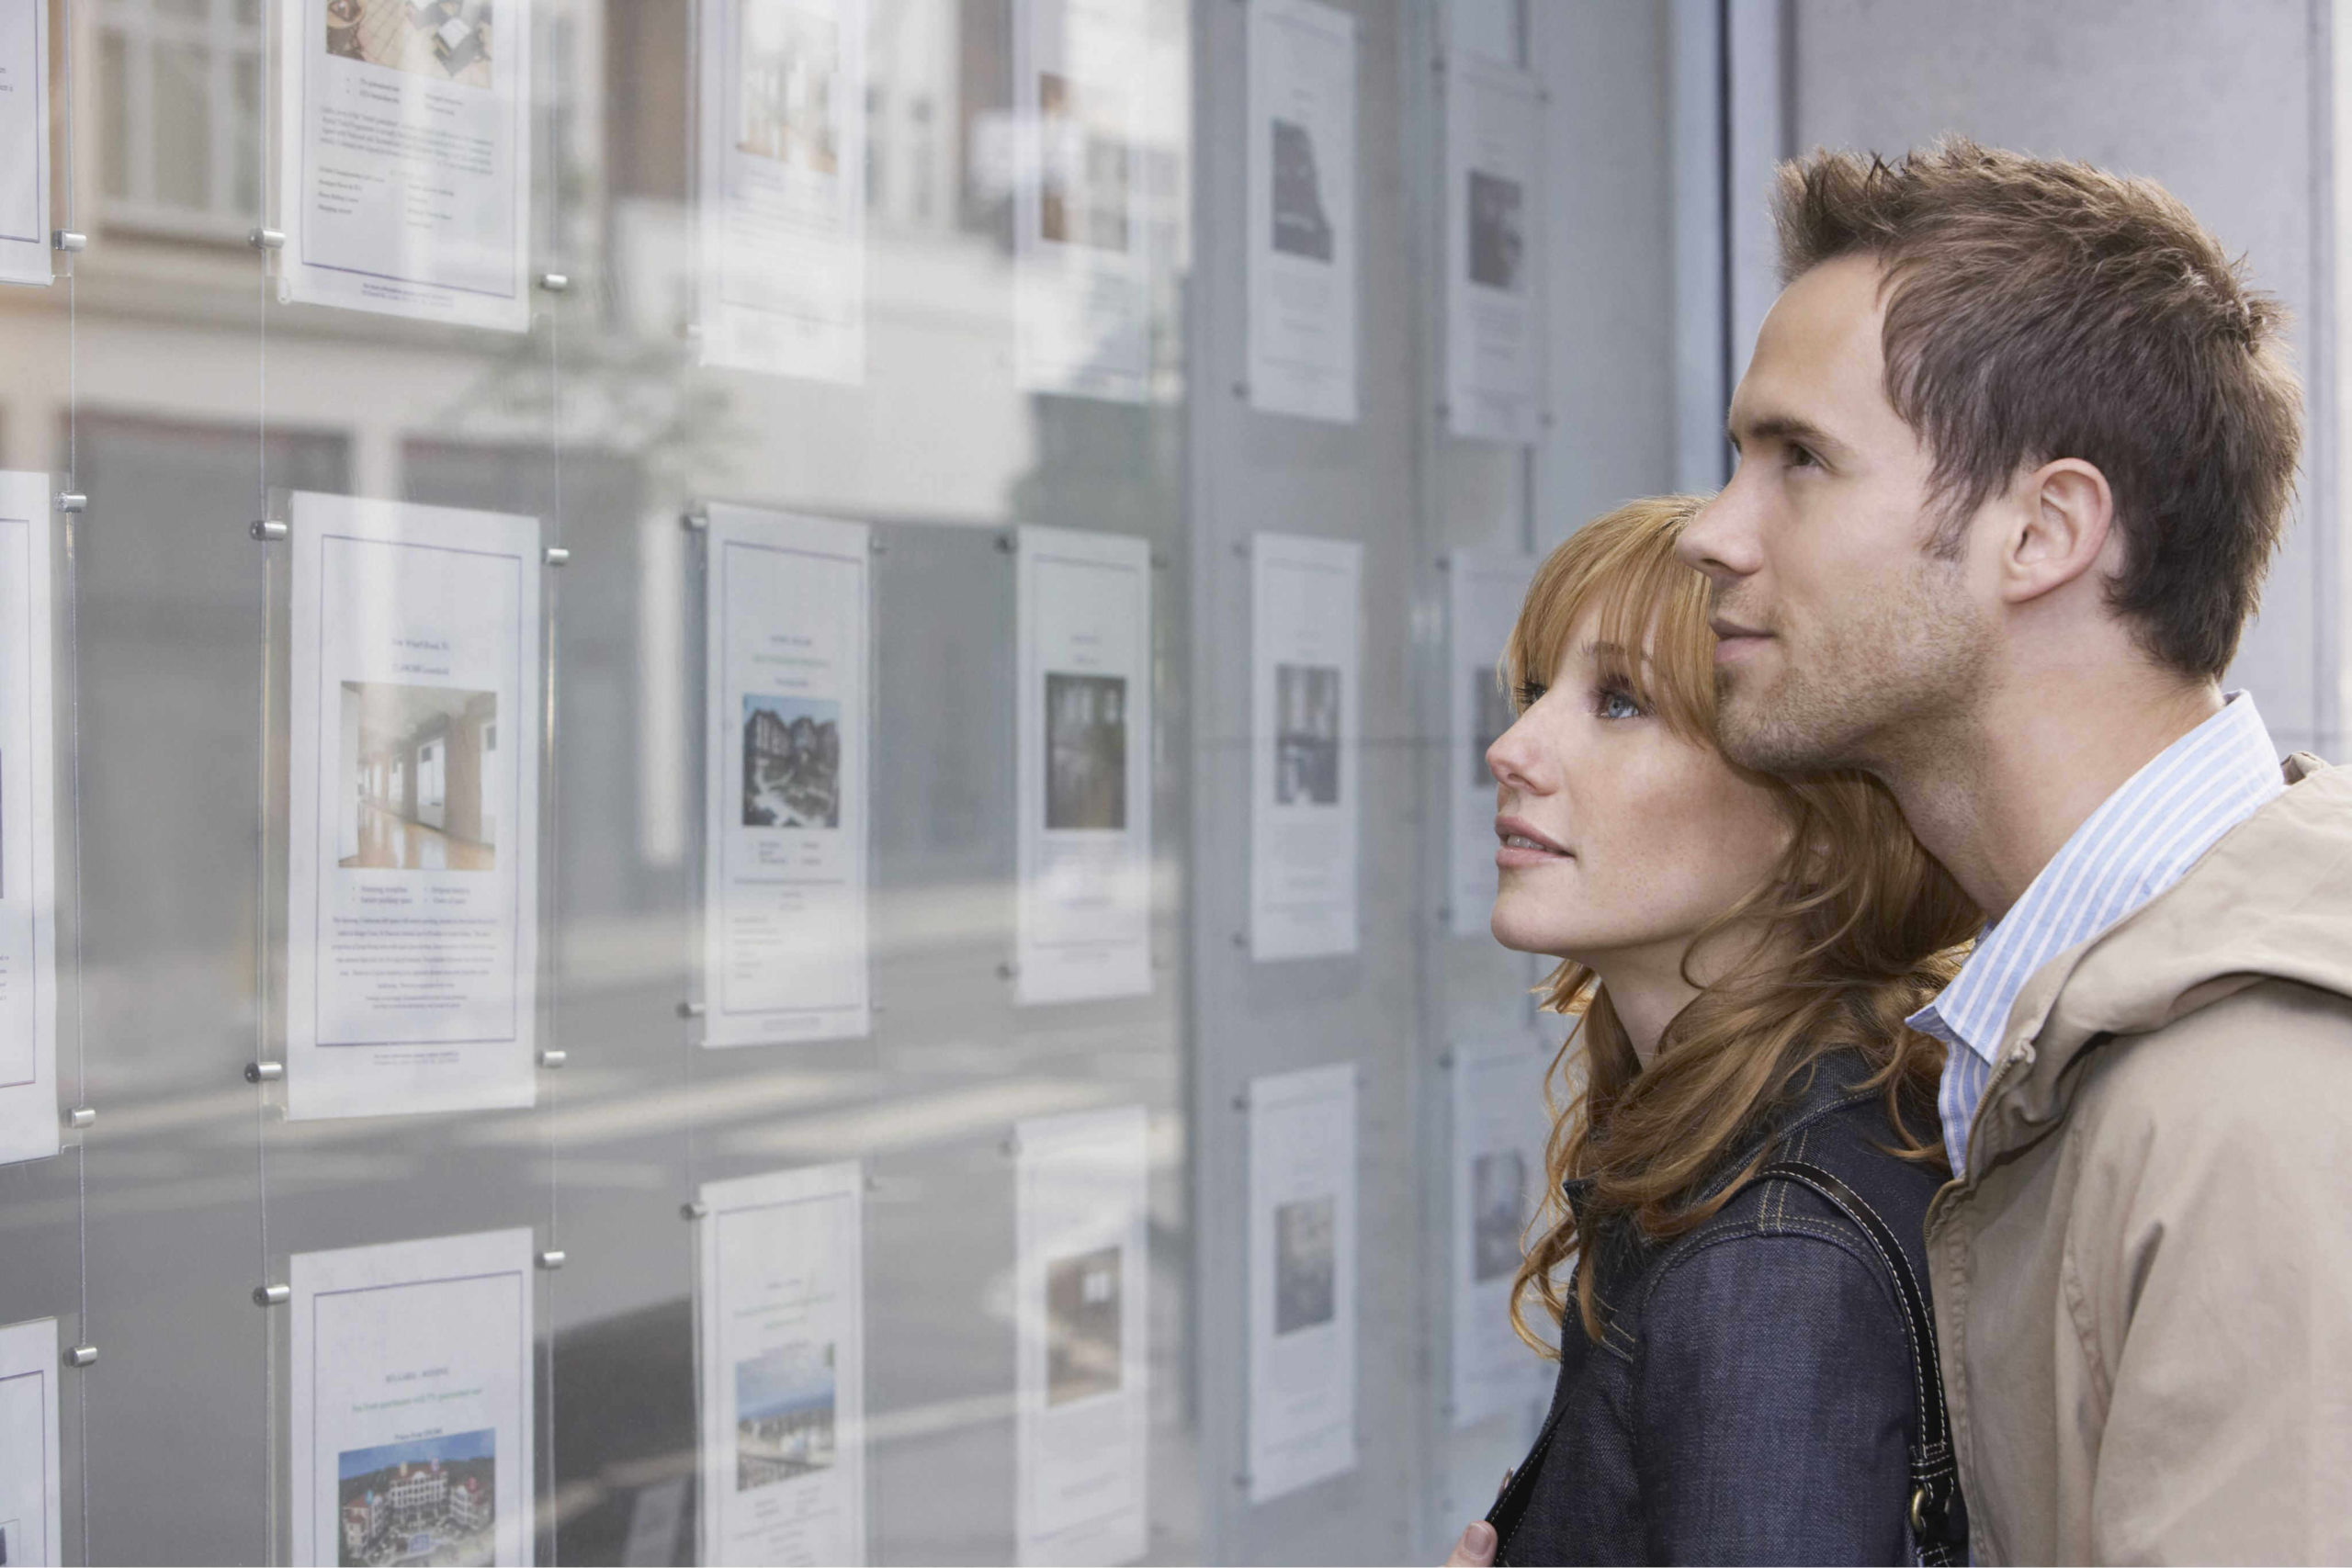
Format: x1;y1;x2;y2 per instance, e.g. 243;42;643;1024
1495;817;1571;868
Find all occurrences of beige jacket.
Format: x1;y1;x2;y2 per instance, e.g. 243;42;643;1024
1925;754;2352;1564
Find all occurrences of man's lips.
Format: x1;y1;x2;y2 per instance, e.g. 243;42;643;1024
1495;815;1571;868
1709;616;1773;663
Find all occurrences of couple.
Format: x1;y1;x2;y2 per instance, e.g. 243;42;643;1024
1453;142;2352;1565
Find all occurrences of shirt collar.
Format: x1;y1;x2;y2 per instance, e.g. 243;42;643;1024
1908;692;2284;1066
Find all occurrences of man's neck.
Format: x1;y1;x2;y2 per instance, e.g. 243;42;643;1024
1879;670;2222;921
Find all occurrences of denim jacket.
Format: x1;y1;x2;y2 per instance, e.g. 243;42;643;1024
1489;1049;1964;1565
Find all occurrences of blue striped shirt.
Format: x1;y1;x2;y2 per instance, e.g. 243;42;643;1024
1909;693;2284;1178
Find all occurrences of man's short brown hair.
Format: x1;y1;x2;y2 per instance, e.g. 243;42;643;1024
1775;139;2302;682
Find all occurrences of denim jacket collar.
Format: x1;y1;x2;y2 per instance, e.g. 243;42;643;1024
1559;1049;1885;1222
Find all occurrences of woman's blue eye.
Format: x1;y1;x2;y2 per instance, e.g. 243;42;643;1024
1598;687;1644;720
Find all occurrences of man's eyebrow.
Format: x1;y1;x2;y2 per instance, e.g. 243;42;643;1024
1725;411;1849;458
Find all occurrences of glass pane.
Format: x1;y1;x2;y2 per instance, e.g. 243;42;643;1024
99;29;130;198
232;51;260;215
150;41;211;211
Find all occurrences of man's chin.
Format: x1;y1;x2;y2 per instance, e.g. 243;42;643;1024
1715;690;1824;775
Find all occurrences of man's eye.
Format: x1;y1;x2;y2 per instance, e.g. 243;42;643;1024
1597;688;1644;721
1786;444;1818;469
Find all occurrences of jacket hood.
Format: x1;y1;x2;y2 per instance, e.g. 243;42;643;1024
1967;754;2352;1174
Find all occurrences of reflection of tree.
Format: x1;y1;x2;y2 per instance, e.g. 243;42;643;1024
436;331;748;506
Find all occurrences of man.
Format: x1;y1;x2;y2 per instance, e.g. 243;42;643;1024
1680;142;2350;1562
1447;139;2351;1567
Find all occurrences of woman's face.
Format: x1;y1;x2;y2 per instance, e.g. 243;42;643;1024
1487;610;1793;968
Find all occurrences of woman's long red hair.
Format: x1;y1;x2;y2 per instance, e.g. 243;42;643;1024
1504;495;1978;1349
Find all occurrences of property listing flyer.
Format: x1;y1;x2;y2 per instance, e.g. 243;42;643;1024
0;0;50;288
0;1317;61;1568
1442;54;1544;443
1246;0;1356;423
696;0;868;382
695;1162;866;1568
278;0;531;329
1448;550;1532;939
1246;1063;1356;1503
1014;526;1151;1005
1014;1105;1148;1566
285;491;541;1120
289;1229;535;1568
1013;0;1150;402
1249;533;1361;962
702;504;870;1044
0;475;54;1166
1450;1041;1553;1427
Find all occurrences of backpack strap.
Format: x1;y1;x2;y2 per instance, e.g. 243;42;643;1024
1754;1159;1965;1566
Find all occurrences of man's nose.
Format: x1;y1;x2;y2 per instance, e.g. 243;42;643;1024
1675;490;1758;583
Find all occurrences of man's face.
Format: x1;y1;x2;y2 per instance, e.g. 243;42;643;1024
1677;254;1996;776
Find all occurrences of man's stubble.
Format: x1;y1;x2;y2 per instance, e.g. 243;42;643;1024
1711;553;1992;784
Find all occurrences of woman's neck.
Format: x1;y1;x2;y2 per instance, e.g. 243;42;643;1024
1586;920;1784;1069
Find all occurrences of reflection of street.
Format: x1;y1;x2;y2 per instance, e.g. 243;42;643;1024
344;800;496;872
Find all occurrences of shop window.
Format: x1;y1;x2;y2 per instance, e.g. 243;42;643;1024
96;0;266;237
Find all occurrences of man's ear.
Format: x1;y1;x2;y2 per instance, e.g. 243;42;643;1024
1998;458;2113;606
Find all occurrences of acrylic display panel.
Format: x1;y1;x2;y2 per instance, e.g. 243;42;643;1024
0;2;1698;1564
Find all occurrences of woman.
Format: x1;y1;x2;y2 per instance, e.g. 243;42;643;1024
1456;495;1976;1565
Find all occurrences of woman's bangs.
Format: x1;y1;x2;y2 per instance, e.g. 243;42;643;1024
1587;536;1715;743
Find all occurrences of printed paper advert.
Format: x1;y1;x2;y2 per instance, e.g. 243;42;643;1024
696;0;868;381
1249;533;1361;962
1013;0;1150;402
1246;0;1355;423
279;0;531;328
286;491;541;1119
1015;1105;1148;1564
702;505;870;1043
0;474;55;1165
0;1317;62;1567
289;1228;536;1568
695;1162;866;1567
1451;1041;1553;1427
1015;526;1152;1004
1246;1063;1356;1502
1448;551;1532;938
0;0;50;288
1443;55;1544;443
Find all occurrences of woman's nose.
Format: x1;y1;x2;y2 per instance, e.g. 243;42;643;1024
1487;713;1546;793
